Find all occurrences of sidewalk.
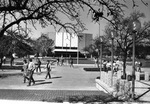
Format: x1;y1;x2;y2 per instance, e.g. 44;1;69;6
0;64;98;90
1;63;150;103
0;64;110;103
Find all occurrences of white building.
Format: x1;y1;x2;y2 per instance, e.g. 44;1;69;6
47;32;93;57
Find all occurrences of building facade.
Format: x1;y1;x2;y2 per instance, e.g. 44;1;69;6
48;32;93;57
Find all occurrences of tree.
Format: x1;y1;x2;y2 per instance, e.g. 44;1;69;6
34;33;54;56
0;33;34;67
0;0;148;66
1;0;147;39
104;11;150;77
82;36;110;68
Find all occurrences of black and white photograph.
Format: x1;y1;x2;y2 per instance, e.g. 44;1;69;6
0;0;150;104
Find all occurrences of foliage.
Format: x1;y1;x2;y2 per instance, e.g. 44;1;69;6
34;33;54;56
0;0;147;39
0;35;13;56
0;30;34;58
104;11;150;76
82;36;110;58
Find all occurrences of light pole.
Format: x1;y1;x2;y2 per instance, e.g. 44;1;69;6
99;36;103;79
77;35;79;64
66;43;68;65
131;19;141;99
110;31;115;86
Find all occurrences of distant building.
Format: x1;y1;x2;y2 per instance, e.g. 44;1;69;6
47;32;93;57
78;33;93;54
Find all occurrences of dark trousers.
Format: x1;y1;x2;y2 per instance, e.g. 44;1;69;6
36;65;41;73
28;70;35;86
23;73;29;83
45;71;51;79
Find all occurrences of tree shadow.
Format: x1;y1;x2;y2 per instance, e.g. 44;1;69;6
1;65;22;70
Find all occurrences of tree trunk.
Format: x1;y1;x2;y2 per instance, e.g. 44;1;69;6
122;52;127;79
97;50;100;69
0;54;3;68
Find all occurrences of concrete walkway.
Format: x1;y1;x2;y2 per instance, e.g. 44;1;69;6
0;64;98;90
0;64;111;103
1;63;150;103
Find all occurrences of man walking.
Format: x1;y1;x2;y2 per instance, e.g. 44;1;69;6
27;58;35;86
45;60;51;79
70;57;74;67
36;57;41;73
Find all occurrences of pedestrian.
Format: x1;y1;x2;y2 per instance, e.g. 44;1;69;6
102;60;107;71
22;59;29;83
3;56;6;64
60;56;64;66
56;57;60;66
138;61;142;72
36;57;41;73
27;58;35;86
70;57;74;67
10;53;15;66
106;61;111;71
45;60;51;79
135;61;138;71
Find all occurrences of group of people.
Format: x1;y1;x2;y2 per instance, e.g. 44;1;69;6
22;58;52;86
99;59;123;74
99;58;143;74
135;61;142;72
1;53;16;66
56;56;74;67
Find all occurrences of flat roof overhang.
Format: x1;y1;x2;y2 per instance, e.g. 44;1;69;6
53;49;79;52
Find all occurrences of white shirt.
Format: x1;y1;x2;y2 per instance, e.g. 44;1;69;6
12;53;16;58
28;62;35;71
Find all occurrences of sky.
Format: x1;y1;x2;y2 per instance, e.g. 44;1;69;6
30;0;150;39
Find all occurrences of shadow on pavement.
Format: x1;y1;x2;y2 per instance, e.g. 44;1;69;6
135;81;150;101
34;81;52;86
51;76;62;79
135;88;150;100
1;65;22;70
35;80;45;82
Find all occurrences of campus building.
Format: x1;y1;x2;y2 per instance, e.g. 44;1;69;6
47;32;93;57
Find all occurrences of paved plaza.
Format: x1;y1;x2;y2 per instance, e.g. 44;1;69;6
0;63;150;103
0;64;111;102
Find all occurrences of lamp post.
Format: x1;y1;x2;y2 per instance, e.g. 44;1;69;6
110;31;115;86
66;43;68;65
99;36;103;79
77;36;79;64
131;20;141;99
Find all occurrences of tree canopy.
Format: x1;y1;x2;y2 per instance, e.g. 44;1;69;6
1;0;145;39
34;33;54;56
104;11;150;76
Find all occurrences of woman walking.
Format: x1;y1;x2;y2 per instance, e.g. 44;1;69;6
22;59;29;83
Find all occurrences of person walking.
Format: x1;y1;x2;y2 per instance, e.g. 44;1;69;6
22;59;29;83
3;56;6;64
56;57;60;66
36;57;41;73
138;61;142;72
10;53;15;66
27;58;35;86
70;57;74;67
45;60;51;79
